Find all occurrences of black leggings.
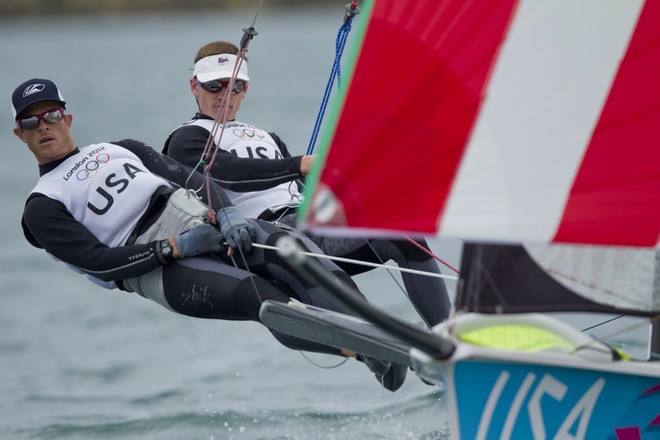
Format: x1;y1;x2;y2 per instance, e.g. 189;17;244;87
278;214;451;327
161;219;367;355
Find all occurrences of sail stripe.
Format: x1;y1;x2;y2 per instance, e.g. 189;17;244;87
555;0;660;246
441;0;647;244
306;0;660;248
308;0;518;233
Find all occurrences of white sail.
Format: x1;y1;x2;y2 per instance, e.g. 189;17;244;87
526;245;660;312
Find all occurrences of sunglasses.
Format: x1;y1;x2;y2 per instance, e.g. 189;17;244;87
16;108;66;130
197;79;247;94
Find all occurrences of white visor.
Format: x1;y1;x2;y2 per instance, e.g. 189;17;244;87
193;53;249;82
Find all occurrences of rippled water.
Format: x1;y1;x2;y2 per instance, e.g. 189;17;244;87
0;6;461;439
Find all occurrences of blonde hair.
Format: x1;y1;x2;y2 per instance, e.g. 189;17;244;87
194;41;248;63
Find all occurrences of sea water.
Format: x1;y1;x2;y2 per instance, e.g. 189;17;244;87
0;6;461;439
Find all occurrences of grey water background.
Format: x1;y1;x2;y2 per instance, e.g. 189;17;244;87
0;5;463;439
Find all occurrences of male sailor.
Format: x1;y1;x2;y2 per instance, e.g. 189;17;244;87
163;40;453;329
12;77;407;392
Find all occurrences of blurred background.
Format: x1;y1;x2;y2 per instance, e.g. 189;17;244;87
0;0;335;16
0;1;458;439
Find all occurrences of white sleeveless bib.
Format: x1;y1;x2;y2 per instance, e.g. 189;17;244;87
32;143;171;247
184;119;303;218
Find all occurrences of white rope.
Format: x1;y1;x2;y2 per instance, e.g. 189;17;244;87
252;242;459;281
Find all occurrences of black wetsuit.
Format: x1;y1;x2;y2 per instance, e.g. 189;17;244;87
22;139;367;355
165;115;452;327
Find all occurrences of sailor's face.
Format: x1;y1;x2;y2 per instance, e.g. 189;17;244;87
13;101;75;164
191;76;247;121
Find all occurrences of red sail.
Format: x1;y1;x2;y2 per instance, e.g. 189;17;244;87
303;0;660;248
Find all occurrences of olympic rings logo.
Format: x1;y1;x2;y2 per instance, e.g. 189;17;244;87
76;153;110;181
233;128;265;140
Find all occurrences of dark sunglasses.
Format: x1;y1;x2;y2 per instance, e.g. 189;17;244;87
196;79;247;94
16;108;66;130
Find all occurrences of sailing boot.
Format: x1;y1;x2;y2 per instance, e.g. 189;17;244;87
358;354;407;392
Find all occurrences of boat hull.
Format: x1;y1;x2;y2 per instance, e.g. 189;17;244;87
412;343;660;440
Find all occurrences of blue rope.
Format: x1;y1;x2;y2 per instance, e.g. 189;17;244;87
306;13;356;155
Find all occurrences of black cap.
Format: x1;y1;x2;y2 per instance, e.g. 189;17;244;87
11;78;66;120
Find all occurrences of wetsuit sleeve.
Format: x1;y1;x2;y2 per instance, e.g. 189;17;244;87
112;138;232;209
271;132;306;194
22;194;162;284
166;125;304;192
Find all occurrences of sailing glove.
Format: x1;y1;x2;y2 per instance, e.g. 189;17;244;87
216;206;255;253
172;223;225;259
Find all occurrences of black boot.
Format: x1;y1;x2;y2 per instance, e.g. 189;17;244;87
358;354;407;392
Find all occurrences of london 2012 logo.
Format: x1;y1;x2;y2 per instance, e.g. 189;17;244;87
232;128;265;140
76;153;110;181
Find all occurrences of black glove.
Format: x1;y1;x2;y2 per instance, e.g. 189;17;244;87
173;223;225;258
216;207;255;253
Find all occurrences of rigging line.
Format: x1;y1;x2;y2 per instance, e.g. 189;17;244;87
580;314;626;333
185;49;251;194
204;42;251;173
363;238;410;299
360;239;457;328
298;351;350;369
186;136;215;194
201;3;261;216
193;2;264;301
359;239;436;328
184;81;231;198
574;314;660;360
252;242;459;281
240;0;261;50
203;56;247;211
404;236;461;274
306;1;360;155
185;0;263;212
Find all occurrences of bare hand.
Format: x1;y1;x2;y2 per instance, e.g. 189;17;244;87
300;155;316;176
